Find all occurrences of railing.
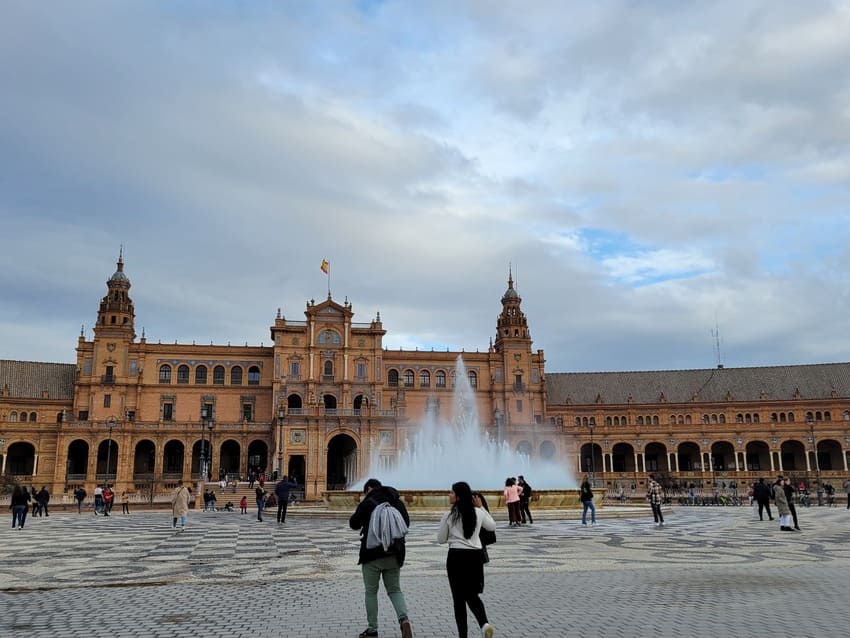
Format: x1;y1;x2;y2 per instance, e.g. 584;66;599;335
65;473;87;481
322;375;335;382
101;375;116;384
95;473;117;482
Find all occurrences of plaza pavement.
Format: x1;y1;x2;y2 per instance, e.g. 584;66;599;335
1;503;848;638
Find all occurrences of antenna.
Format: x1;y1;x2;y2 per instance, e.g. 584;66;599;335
711;316;724;368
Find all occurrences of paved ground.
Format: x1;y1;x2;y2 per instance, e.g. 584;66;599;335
1;503;848;637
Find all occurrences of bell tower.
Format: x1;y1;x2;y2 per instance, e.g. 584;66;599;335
94;248;136;339
494;269;530;352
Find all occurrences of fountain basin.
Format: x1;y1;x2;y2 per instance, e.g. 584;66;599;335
323;489;605;511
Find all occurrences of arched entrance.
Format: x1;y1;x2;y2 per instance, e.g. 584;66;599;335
323;394;337;409
327;433;357;490
96;440;119;482
219;440;241;477
745;441;770;471
133;440;156;478
780;440;806;473
247;440;269;475
66;440;89;479
611;442;636;473
288;394;303;411
580;442;602;474
163;440;184;478
677;442;701;472
288;455;305;485
353;394;368;412
711;441;735;471
644;442;669;473
540;440;556;460
817;439;842;471
4;442;35;476
191;439;213;479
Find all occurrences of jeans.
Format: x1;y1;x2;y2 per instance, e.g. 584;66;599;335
361;556;408;632
651;502;664;523
581;500;596;524
11;505;26;528
257;500;265;520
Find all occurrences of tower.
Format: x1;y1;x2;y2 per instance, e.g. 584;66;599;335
494;269;530;351
94;248;136;339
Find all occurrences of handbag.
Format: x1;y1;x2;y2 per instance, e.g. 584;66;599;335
479;528;497;546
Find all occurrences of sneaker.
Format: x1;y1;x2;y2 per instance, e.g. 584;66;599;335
591;521;597;526
482;623;496;638
358;630;378;638
400;618;413;638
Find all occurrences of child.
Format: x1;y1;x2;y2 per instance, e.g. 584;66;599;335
239;495;248;514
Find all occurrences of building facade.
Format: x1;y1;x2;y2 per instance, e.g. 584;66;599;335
2;256;849;500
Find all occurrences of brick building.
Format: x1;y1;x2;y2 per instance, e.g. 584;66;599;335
2;255;849;500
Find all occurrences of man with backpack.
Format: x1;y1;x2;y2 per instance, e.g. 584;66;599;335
349;478;413;638
74;486;87;514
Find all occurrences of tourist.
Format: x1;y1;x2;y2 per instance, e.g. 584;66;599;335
171;480;191;530
647;474;664;526
203;490;211;512
93;484;103;514
843;477;850;509
580;475;596;526
274;475;299;524
9;485;30;529
74;486;87;514
782;478;800;531
517;475;533;525
753;477;773;521
438;481;497;638
348;478;413;638
503;477;521;527
239;495;248;514
255;484;267;521
29;487;41;517
121;491;130;515
36;486;50;517
102;485;114;516
772;476;794;531
209;490;218;512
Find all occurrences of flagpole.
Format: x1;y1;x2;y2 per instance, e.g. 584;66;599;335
327;261;331;298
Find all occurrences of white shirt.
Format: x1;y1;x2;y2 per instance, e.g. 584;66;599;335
437;507;496;550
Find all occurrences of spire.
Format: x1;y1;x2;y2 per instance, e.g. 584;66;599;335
495;268;529;350
95;253;135;339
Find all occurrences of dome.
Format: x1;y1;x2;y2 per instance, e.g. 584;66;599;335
109;269;129;283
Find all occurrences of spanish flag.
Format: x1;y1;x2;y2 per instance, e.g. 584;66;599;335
321;259;330;274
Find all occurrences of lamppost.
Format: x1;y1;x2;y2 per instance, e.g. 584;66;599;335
104;416;117;488
277;404;285;479
200;407;214;482
588;418;596;487
807;415;822;505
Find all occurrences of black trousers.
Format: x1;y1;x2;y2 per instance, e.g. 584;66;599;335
788;503;799;529
651;502;664;523
447;548;488;638
519;499;533;523
757;500;773;520
277;500;289;523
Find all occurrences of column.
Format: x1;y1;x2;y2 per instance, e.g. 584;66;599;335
633;453;640;474
769;451;775;472
805;451;811;472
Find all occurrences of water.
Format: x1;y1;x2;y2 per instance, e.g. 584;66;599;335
357;356;575;491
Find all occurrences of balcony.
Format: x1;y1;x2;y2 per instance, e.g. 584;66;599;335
322;375;335;382
101;374;116;385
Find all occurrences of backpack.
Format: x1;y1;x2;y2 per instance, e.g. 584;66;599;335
366;502;408;552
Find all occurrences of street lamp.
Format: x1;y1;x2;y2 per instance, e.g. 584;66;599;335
104;416;117;488
277;404;285;479
588;418;596;487
807;415;822;505
201;407;215;482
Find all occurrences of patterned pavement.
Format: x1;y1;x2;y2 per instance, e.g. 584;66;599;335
1;504;848;637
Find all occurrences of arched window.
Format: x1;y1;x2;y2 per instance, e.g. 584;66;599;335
652;416;659;425
403;370;414;387
195;365;208;384
467;371;478;388
388;370;399;387
248;366;260;385
230;366;243;385
419;370;430;387
436;370;446;388
318;330;341;345
669;416;676;425
745;414;752;423
719;414;726;424
824;411;831;421
779;413;787;423
637;416;644;425
213;365;225;385
753;414;759;423
10;411;17;422
843;411;850;421
324;360;334;378
685;415;692;424
711;414;718;424
159;364;172;384
29;412;36;422
177;365;190;384
788;412;795;422
606;417;612;426
703;414;710;424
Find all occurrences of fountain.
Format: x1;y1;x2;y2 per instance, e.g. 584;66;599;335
324;356;599;510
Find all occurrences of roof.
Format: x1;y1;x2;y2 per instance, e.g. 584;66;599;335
545;362;850;406
0;360;77;400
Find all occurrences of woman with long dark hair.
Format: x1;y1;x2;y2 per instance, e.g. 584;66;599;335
9;485;30;529
437;481;497;638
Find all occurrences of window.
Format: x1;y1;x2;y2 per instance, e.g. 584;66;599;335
104;394;111;408
213;365;225;385
28;412;36;422
436;370;446;388
195;365;208;384
318;330;341;345
230;366;243;385
129;359;137;376
242;404;253;422
159;364;172;384
356;362;367;379
78;410;88;421
419;370;430;387
84;358;92;375
388;370;399;387
248;366;260;385
104;365;114;382
290;361;300;378
403;370;414;387
323;360;334;381
10;411;17;422
126;410;135;423
177;365;190;384
531;368;539;383
162;403;173;421
494;367;502;382
467;371;478;388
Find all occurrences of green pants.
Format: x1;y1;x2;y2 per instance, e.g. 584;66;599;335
361;556;408;631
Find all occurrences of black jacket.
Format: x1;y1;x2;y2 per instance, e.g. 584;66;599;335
275;479;299;501
580;481;593;502
349;486;410;565
753;482;771;503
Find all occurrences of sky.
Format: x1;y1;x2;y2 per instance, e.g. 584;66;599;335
2;1;849;373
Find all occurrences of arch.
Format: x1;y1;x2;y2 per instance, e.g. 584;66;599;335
611;442;636;473
403;369;414;387
159;364;172;383
644;441;669;473
5;442;35;475
195;364;208;384
66;439;89;476
710;441;736;472
163;440;185;476
817;438;842;471
388;369;399;387
318;329;341;345
287;393;303;410
467;370;478;388
177;364;190;384
327;433;357;490
96;439;119;480
29;412;37;422
230;366;243;385
218;439;241;476
516;440;533;456
9;411;17;422
191;438;213;478
133;440;157;477
248;365;261;385
539;440;556;460
419;370;431;387
323;394;337;409
780;440;806;473
677;441;701;472
213;365;225;385
745;440;770;471
353;394;368;411
435;370;447;388
247;440;269;474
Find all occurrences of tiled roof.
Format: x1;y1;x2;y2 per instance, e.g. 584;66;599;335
545;363;850;406
0;360;76;400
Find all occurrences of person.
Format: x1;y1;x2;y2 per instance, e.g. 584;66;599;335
773;476;794;531
580;475;596;526
224;501;234;512
248;469;255;489
29;487;41;517
438;481;497;638
102;485;114;516
843;478;850;509
171;480;191;530
825;483;836;507
203;490;211;512
239;495;248;514
255;485;267;522
74;486;87;514
647;474;664;526
753;477;773;521
10;485;30;529
209;490;218;512
36;486;50;517
349;478;413;638
274;475;299;524
782;478;800;531
517;475;533;525
503;477;521;527
219;478;227;493
121;492;130;515
93;485;104;515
